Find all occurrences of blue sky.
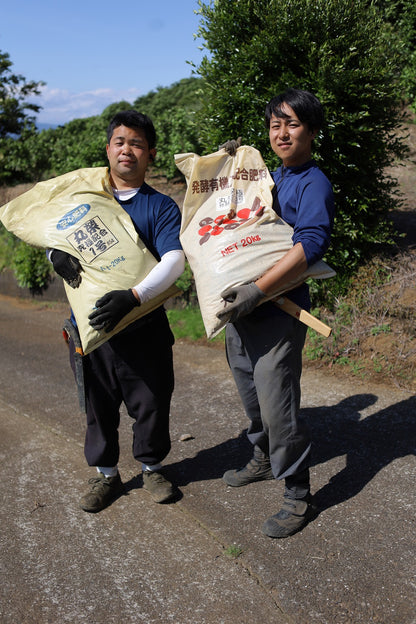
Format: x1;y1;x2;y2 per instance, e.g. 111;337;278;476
1;0;205;125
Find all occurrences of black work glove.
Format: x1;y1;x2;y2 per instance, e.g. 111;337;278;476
216;282;265;323
88;289;140;333
219;137;242;156
50;249;82;288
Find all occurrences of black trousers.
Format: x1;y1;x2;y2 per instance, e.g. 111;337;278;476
70;310;174;468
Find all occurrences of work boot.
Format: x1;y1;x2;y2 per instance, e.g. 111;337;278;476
223;445;274;487
142;470;177;503
79;472;124;513
261;495;318;538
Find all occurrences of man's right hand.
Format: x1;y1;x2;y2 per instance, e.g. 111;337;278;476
50;249;82;288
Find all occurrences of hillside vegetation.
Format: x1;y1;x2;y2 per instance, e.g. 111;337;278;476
307;116;416;391
1;117;415;391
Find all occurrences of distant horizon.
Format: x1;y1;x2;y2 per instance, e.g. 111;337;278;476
36;122;59;131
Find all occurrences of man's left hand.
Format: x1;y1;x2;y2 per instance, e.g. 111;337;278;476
219;137;242;156
216;282;265;323
88;289;140;333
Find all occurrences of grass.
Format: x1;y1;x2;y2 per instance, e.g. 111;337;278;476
303;251;416;390
166;306;225;345
224;544;243;558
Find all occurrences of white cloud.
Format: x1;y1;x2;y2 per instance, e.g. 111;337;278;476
33;86;143;125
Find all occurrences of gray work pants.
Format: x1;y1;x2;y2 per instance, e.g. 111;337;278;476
225;310;310;499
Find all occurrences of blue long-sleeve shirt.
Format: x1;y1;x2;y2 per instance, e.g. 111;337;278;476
272;160;334;267
256;159;334;316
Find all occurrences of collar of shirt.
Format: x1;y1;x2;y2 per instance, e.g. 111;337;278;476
112;187;140;201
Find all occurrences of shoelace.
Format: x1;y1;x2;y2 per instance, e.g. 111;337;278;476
146;472;164;482
88;476;112;490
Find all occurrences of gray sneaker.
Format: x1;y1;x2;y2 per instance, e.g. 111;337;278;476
142;471;177;503
261;495;318;538
223;446;274;487
80;472;124;513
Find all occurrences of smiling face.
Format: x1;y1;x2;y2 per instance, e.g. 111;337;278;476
106;125;156;189
269;103;317;167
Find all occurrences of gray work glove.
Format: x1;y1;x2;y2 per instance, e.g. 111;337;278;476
88;289;140;333
50;249;82;288
219;137;242;156
216;282;265;323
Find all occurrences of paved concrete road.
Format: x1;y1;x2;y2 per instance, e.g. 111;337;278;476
0;294;415;624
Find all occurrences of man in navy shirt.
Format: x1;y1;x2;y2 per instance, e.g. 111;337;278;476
218;89;334;538
51;111;185;512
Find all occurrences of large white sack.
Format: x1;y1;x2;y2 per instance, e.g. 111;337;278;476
175;146;335;338
0;167;180;354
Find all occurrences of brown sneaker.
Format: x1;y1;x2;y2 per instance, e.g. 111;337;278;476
79;472;124;513
142;470;177;503
223;446;274;487
261;495;318;538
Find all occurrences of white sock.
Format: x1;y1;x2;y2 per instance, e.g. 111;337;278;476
97;466;118;478
142;462;162;473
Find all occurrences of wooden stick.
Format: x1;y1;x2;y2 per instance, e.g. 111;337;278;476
272;296;332;337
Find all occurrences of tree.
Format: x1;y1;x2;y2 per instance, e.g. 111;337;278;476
0;49;44;138
0;116;108;185
0;123;52;184
194;0;409;297
45;116;108;175
101;100;135;123
373;0;416;109
134;77;203;118
134;78;203;177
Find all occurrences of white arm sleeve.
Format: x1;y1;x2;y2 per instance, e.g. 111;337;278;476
133;249;185;304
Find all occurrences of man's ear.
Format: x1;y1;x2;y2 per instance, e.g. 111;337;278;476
149;149;156;163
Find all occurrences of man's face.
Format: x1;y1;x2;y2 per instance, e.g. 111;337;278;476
106;125;156;189
269;104;317;167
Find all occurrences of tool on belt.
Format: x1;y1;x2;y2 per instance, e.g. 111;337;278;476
62;318;86;413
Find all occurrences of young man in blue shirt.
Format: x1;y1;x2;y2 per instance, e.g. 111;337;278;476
218;89;334;538
51;111;185;512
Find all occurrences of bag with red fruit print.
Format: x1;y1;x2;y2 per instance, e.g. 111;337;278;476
175;146;335;338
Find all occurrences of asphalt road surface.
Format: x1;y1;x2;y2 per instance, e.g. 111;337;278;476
0;294;415;624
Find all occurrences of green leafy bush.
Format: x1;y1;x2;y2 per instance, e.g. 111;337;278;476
194;0;409;300
373;0;416;109
0;224;18;271
12;242;52;293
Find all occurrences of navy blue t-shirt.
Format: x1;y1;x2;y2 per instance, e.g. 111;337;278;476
117;182;182;260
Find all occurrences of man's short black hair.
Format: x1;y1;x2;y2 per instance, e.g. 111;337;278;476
265;89;324;132
107;110;157;149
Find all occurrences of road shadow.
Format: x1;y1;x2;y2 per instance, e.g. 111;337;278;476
305;392;416;510
165;392;416;515
165;431;253;487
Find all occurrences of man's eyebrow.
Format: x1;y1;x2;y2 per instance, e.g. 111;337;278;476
112;135;145;144
271;115;297;123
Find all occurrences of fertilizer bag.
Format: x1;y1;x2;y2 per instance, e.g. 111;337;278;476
175;146;335;338
0;167;180;354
